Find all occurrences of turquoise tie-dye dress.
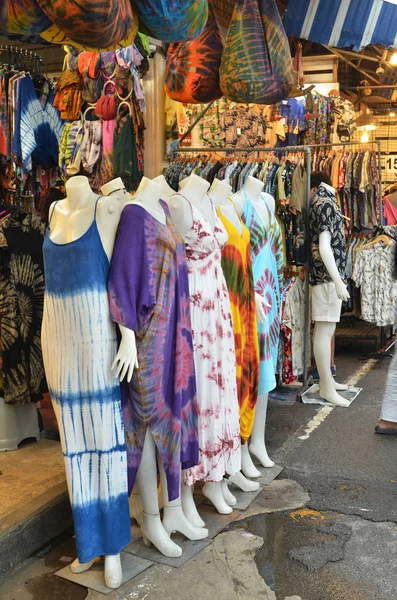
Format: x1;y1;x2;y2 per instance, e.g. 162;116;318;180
243;192;284;394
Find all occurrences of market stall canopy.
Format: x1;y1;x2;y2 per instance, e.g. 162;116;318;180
284;0;397;51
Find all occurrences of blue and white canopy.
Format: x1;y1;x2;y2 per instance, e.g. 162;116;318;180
284;0;397;51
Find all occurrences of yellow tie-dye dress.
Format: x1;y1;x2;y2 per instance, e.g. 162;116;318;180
218;204;260;443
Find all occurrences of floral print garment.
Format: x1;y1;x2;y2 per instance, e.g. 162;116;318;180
182;196;241;485
108;201;199;501
0;212;47;404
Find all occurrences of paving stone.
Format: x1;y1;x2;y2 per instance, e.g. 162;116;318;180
123;535;210;568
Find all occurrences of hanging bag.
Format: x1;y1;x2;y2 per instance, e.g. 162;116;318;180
0;0;51;39
219;0;295;105
37;0;137;50
132;0;208;43
165;3;224;104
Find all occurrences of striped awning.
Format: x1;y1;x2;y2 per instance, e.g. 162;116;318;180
284;0;397;50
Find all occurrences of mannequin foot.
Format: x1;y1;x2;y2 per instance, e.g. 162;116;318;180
141;512;182;557
319;387;350;407
163;506;208;540
229;471;260;492
129;493;143;527
241;443;261;478
221;478;237;506
203;482;233;514
104;554;122;589
334;381;348;392
181;484;206;528
249;443;275;469
70;557;100;574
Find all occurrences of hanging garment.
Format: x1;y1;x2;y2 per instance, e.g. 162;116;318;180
132;0;208;43
0;212;47;405
181;196;241;486
113;112;141;191
165;3;224;104
100;118;116;189
81;121;102;174
219;0;295;104
53;71;83;121
218;204;259;443
243;192;284;394
37;0;137;50
0;0;50;39
41;198;130;564
108;201;198;500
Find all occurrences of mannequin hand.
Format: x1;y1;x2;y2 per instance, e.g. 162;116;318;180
335;280;350;302
255;292;269;324
112;326;139;383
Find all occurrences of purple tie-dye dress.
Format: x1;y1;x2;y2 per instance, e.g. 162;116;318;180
108;200;199;501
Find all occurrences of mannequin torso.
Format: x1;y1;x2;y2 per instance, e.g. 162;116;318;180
101;177;133;206
153;174;175;201
130;177;166;224
49;176;120;260
209;179;242;235
167;173;211;237
232;176;266;223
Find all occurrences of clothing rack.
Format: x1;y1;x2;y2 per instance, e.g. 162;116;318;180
171;144;313;397
0;45;43;73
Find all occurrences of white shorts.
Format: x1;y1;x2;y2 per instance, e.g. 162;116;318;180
311;282;342;323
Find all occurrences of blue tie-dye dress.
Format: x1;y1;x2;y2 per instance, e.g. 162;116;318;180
41;198;130;564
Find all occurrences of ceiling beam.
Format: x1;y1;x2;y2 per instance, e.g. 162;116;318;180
323;45;380;85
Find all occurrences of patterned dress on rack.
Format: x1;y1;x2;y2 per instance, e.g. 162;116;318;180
108;201;198;501
217;204;259;443
243;191;284;395
182;196;241;486
41;198;130;564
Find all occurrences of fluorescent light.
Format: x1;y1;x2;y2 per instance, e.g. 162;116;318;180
390;52;397;65
390;112;396;117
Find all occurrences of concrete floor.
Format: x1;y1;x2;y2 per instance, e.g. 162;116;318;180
1;340;396;599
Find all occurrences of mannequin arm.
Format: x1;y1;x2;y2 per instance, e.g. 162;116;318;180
255;292;269;323
111;325;139;383
319;231;350;302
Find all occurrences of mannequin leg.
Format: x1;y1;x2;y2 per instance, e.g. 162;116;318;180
181;481;206;528
159;459;208;540
313;322;349;407
228;470;260;491
221;479;236;506
136;430;182;557
240;442;261;478
129;482;143;527
202;481;233;515
104;555;122;589
249;394;275;468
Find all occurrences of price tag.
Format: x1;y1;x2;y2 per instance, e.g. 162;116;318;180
237;127;241;136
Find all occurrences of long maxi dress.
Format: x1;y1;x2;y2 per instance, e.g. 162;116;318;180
108;200;198;501
181;195;241;486
242;191;284;395
217;203;259;443
41;198;130;564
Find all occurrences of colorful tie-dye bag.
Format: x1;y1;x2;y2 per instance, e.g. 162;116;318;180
132;0;208;43
219;0;295;105
165;3;224;104
0;0;51;38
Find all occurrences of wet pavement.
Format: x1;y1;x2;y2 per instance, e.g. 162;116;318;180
1;339;396;599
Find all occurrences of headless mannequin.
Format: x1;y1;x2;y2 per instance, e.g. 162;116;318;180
168;174;255;514
48;176;123;589
210;179;264;484
101;177;132;205
113;177;207;555
232;177;276;469
313;230;350;407
153;174;175;201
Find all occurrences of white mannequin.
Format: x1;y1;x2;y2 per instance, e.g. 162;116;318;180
112;176;207;556
101;177;132;205
167;173;257;513
231;177;276;470
48;176;123;589
313;229;350;407
153;174;175;200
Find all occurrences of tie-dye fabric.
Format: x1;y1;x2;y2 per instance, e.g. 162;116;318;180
217;205;259;443
37;0;137;50
41;198;130;564
108;201;199;501
220;0;295;105
132;0;208;43
0;0;51;38
242;192;284;394
165;2;224;104
40;20;138;52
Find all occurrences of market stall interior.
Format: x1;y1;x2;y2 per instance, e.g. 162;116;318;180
1;0;397;593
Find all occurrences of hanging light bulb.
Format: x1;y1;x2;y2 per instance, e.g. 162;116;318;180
390;52;397;65
390;111;396;117
361;130;369;143
376;64;385;76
